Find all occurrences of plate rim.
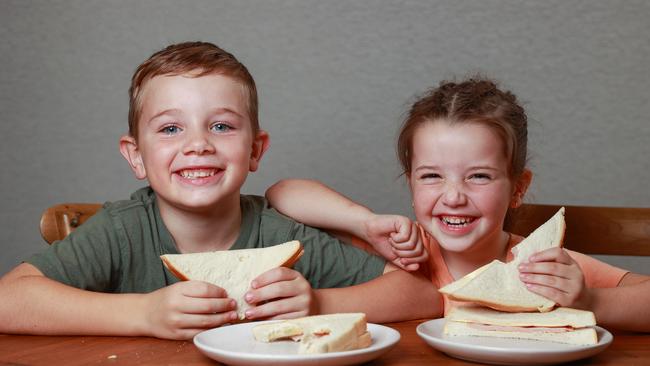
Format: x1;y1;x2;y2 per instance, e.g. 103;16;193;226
193;320;401;362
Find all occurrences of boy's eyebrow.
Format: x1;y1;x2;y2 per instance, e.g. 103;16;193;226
147;107;244;124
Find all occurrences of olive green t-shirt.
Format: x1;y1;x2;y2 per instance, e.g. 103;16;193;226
27;187;385;293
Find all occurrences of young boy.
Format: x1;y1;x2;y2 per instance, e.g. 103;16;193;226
0;42;439;340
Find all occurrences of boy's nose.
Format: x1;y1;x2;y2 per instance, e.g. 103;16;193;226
441;183;467;207
182;131;216;155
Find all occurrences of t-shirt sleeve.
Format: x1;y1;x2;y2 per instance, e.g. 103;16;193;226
567;249;629;288
287;222;386;289
26;208;123;292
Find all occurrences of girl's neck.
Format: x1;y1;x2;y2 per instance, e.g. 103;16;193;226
157;194;242;253
442;231;512;280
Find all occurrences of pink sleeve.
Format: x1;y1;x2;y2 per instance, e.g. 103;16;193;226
567;250;629;288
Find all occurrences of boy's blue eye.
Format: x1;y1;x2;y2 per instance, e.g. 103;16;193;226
211;123;232;133
161;125;181;135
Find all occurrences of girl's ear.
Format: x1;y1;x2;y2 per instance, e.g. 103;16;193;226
249;130;270;172
119;135;147;180
510;169;533;208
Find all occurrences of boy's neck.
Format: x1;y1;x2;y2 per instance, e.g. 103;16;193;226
157;194;243;253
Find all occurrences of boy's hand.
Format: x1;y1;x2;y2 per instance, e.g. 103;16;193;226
364;214;428;271
144;281;237;340
244;267;315;320
518;248;592;309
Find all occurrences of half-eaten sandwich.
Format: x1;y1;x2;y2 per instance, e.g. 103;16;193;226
439;207;566;313
444;306;597;345
160;240;304;320
252;313;372;354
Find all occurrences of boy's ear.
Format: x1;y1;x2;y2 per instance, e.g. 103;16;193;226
510;169;533;208
119;135;147;180
249;130;270;172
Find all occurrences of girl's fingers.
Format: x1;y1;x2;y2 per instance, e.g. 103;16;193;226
518;262;572;279
528;248;572;264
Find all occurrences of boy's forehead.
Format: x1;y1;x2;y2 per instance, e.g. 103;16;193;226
138;72;250;119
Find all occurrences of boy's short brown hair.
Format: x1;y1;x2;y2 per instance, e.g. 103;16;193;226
128;41;258;140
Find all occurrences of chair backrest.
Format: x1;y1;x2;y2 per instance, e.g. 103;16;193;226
506;204;650;256
40;203;102;244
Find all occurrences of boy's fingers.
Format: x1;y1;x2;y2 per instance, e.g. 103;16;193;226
178;312;239;330
251;267;297;289
180;281;228;298
181;296;238;315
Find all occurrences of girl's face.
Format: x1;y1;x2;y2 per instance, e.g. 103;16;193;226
408;121;521;256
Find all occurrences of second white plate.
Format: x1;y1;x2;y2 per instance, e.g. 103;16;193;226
416;318;613;366
194;321;400;366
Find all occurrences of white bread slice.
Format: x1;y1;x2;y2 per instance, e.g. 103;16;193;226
444;319;597;346
160;241;303;320
445;305;597;345
448;306;596;328
439;207;566;312
252;313;372;354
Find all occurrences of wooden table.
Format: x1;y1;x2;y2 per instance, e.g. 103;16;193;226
1;320;648;365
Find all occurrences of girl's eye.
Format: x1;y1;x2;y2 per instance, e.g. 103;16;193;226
211;123;232;133
420;173;441;180
469;173;491;182
160;125;181;135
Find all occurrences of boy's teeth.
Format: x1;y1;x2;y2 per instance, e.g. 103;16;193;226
180;169;216;179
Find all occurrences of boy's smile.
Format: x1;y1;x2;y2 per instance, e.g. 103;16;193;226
120;72;268;216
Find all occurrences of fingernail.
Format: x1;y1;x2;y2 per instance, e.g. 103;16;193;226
250;281;257;289
245;293;253;302
245;310;253;319
230;311;238;320
230;299;237;308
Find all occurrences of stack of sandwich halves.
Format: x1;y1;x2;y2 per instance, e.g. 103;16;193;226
439;208;598;345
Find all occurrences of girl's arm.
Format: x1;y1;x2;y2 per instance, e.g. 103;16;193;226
314;267;442;323
266;179;374;240
588;273;650;332
266;179;428;270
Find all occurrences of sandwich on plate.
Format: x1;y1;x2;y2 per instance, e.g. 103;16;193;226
252;313;372;353
439;207;599;345
160;240;304;320
444;306;598;345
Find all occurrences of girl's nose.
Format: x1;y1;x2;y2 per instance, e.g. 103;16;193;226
182;131;216;155
442;183;467;207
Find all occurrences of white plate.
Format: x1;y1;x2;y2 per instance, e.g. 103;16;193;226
416;318;613;365
194;321;400;366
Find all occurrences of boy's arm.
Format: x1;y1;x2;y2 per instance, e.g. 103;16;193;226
0;263;236;339
314;266;442;323
266;179;372;240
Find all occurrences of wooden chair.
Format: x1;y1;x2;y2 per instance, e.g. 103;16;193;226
40;203;103;244
506;204;650;256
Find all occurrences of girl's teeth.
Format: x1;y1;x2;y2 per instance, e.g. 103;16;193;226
441;216;474;226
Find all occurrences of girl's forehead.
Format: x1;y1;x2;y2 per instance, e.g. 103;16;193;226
411;121;509;166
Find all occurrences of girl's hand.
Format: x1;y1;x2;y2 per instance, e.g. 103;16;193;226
143;281;238;340
518;248;593;309
244;267;316;320
364;214;428;271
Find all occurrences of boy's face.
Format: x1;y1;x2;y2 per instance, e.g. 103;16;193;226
120;72;269;213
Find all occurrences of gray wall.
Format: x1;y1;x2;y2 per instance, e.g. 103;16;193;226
1;0;649;276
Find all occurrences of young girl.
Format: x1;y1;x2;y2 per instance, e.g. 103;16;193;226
266;77;650;331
